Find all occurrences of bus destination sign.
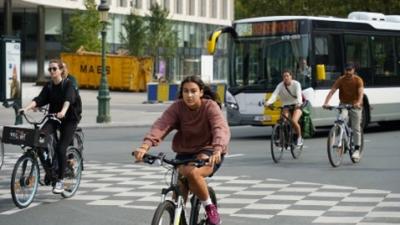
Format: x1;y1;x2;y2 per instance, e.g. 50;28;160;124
236;20;299;37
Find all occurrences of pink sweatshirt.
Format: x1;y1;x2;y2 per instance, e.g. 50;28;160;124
143;99;230;154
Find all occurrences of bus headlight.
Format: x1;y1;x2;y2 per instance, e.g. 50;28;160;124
226;91;239;110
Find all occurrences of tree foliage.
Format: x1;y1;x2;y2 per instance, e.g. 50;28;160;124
145;3;177;59
62;0;102;52
120;11;147;56
235;0;400;19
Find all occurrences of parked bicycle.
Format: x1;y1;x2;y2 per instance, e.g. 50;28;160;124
138;152;217;225
269;105;303;163
324;104;364;167
1;111;84;208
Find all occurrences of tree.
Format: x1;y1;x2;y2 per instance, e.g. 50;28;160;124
62;0;102;52
235;0;400;19
145;3;178;79
120;10;147;56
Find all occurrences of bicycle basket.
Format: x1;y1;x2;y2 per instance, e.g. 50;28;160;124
1;126;49;148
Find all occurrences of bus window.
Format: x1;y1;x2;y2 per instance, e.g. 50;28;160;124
234;40;262;87
265;41;296;85
344;35;372;86
397;37;400;79
371;36;399;86
314;34;342;87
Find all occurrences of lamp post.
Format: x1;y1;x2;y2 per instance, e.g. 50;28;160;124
97;0;111;123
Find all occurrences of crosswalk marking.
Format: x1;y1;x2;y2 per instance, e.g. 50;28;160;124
1;152;400;225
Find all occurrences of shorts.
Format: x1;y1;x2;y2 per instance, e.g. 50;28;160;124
175;149;224;177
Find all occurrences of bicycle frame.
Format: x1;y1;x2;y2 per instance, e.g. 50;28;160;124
277;106;295;147
142;153;209;225
160;167;187;225
333;107;353;152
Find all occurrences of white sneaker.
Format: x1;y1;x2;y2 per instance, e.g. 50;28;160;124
52;180;64;194
296;137;303;146
352;150;360;160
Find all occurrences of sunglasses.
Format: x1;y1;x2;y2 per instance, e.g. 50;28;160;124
48;67;58;72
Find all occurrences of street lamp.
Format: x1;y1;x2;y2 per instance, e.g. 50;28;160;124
97;0;111;123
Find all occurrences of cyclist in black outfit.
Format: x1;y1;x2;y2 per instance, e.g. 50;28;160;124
21;59;80;194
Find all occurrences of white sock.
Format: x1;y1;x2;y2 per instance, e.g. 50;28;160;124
201;197;213;208
297;136;302;141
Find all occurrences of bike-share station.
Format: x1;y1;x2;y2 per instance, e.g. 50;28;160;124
0;36;22;125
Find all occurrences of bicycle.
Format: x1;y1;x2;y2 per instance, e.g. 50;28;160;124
139;152;217;225
269;105;303;163
1;111;84;208
324;104;364;167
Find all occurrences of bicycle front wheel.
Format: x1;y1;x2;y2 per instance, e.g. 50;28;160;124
190;186;217;225
10;153;40;208
327;125;345;167
151;200;176;225
270;124;284;163
291;143;303;159
62;147;83;198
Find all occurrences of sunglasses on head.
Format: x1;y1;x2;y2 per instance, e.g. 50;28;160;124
48;67;58;72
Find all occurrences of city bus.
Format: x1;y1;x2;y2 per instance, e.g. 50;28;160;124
208;12;400;131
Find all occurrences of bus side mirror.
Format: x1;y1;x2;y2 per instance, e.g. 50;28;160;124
207;30;223;55
207;26;238;55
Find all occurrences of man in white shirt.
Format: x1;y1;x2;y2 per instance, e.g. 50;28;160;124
265;69;303;146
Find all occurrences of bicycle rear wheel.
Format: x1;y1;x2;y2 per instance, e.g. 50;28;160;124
327;125;345;167
62;147;83;198
270;124;284;163
72;128;84;151
10;153;40;208
190;186;217;225
151;200;176;225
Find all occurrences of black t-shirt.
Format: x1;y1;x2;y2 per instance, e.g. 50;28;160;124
33;79;78;122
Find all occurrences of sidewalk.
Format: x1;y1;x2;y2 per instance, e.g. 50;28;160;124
0;82;169;129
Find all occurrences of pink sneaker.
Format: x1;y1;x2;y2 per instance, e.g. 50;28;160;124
205;204;221;225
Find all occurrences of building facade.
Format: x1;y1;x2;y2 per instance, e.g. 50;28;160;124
0;0;233;82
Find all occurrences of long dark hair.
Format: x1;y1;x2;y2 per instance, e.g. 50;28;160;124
178;75;221;108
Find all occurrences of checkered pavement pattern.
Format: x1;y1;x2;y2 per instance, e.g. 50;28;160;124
1;153;400;224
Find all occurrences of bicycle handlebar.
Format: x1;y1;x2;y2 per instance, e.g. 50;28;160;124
19;111;61;126
323;104;354;111
137;152;208;168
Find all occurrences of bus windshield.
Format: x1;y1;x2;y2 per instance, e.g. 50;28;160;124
231;34;310;93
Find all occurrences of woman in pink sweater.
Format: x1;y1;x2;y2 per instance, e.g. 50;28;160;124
133;75;230;225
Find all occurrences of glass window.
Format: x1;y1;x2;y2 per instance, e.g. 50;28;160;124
371;36;395;75
222;0;228;19
370;36;398;85
148;0;157;9
397;37;400;78
344;35;372;85
315;34;342;87
117;0;127;7
199;0;206;17
175;0;183;14
134;0;142;9
163;0;170;10
187;0;195;15
210;0;217;18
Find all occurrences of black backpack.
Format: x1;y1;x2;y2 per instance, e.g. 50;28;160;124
48;79;82;122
